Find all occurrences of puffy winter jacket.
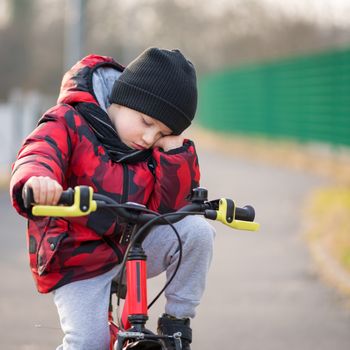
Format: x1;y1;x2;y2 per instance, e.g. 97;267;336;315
10;55;200;293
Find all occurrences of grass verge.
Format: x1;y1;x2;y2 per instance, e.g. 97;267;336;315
305;187;350;295
190;126;350;297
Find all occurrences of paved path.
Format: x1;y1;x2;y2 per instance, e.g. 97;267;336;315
1;149;350;350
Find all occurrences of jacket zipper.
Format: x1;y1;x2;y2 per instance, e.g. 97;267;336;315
122;163;129;203
103;163;130;263
103;236;124;262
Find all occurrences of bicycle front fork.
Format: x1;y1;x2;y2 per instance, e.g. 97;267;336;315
114;245;184;349
122;244;148;331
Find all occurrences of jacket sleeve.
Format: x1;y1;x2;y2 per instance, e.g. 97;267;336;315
147;139;200;213
10;106;73;218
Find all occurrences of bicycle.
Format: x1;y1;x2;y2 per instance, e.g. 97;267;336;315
24;186;260;350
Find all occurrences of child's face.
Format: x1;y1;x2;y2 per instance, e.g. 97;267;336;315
107;104;172;150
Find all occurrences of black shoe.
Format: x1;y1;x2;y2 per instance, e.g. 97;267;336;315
157;314;192;350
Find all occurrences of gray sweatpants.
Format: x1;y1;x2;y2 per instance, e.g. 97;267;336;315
53;216;215;350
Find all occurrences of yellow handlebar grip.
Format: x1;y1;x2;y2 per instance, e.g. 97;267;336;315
32;186;97;217
216;198;260;231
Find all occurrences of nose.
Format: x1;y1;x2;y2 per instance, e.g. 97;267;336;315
142;129;158;147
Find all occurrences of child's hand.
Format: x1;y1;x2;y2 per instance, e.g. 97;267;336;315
153;135;184;152
22;176;63;205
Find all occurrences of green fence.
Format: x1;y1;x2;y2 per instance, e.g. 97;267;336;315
198;47;350;146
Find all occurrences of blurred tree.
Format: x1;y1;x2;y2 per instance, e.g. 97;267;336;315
1;0;350;100
0;0;64;99
0;0;34;99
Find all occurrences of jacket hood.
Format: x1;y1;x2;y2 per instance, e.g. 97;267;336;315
57;54;124;106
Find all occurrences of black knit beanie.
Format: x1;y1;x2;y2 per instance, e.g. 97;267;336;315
109;47;197;135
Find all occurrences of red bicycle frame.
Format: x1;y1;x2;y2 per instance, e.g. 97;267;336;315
109;246;149;349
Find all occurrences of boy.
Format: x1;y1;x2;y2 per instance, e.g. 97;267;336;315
10;48;215;350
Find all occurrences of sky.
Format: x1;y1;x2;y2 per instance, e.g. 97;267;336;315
263;0;350;27
1;0;350;29
184;0;350;27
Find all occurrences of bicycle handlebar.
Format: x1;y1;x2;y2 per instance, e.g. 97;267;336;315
24;186;260;231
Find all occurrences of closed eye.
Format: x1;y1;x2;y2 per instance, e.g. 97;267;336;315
142;117;152;127
141;114;173;137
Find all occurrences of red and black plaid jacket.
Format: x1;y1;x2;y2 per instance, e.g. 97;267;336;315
10;55;200;293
